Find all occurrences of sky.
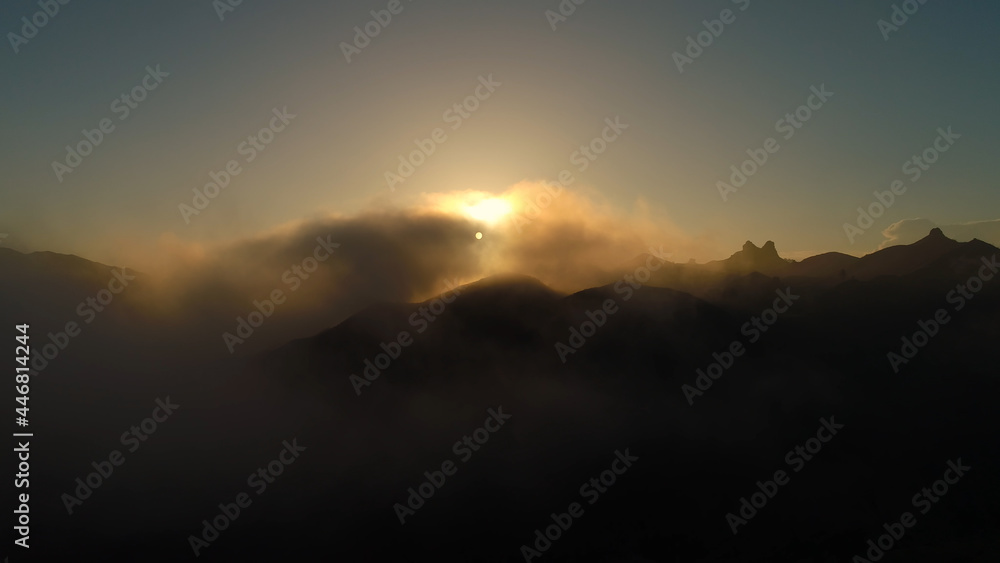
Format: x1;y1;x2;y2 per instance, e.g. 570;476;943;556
2;0;998;270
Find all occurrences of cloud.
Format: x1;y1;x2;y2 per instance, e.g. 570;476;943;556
878;218;939;248
145;209;485;337
123;183;708;355
154;181;706;302
474;180;714;290
879;218;1000;249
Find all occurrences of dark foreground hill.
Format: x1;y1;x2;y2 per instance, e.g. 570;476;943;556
230;229;1000;562
5;230;999;562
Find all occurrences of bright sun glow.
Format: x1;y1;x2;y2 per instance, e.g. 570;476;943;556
464;198;512;224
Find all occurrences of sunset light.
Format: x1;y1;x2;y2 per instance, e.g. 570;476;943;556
464;197;512;225
4;1;997;560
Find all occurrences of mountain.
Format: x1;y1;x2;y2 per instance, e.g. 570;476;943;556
267;273;739;390
267;230;1000;387
241;228;1000;562
793;251;859;279
708;239;792;276
5;230;1000;562
612;229;989;310
848;227;962;280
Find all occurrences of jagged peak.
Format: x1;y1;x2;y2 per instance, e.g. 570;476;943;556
912;227;958;247
739;240;779;258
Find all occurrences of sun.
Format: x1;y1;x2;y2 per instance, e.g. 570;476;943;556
464;197;512;225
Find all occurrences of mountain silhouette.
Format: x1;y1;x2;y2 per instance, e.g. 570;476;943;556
848;227;961;280
6;228;1000;562
710;239;790;276
242;228;999;561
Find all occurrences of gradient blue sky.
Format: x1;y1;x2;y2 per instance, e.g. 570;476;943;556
2;0;998;266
